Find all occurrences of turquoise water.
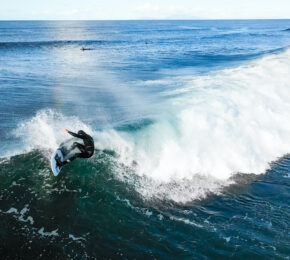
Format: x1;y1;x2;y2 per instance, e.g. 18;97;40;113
0;20;290;259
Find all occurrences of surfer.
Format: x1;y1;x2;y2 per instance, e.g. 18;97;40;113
81;47;93;51
56;129;94;167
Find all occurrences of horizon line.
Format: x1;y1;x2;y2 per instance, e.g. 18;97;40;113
1;18;290;21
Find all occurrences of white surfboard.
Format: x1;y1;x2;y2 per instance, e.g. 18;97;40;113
50;138;84;176
51;149;64;176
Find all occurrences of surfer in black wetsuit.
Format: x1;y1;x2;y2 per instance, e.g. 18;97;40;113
57;129;94;167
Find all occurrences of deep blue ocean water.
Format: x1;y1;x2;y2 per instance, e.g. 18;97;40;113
0;20;290;259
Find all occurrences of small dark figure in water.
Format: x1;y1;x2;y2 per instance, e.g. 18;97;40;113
81;47;93;51
57;129;94;167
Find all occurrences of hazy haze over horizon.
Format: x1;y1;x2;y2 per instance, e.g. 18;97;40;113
1;0;290;20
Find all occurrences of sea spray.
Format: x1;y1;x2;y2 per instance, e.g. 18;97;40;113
12;110;93;159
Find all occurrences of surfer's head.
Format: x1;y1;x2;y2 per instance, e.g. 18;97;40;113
78;130;86;135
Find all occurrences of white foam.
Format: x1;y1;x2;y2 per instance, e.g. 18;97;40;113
6;207;18;214
11;109;93;159
96;49;290;202
158;214;164;221
69;234;86;241
224;237;231;242
5;205;34;225
171;216;203;228
18;206;34;225
38;227;59;237
115;194;154;217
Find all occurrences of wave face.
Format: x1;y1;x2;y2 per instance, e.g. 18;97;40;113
7;49;290;203
1;20;290;259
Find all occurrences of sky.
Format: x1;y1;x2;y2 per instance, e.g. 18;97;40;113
1;0;290;20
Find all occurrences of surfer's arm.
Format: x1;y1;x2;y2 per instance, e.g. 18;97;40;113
67;130;83;139
63;128;86;139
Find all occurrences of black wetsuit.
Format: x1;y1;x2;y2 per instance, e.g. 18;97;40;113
60;130;94;166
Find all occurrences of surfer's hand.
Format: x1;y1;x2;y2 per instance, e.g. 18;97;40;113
62;128;68;133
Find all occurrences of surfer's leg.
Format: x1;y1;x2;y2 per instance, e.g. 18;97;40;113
59;143;88;167
69;142;86;153
58;143;89;167
60;153;80;166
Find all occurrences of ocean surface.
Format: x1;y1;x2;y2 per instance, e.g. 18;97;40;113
0;20;290;259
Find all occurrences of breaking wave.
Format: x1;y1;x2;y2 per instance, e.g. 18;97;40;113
4;49;290;202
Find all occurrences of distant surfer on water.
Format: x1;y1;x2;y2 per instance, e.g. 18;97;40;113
56;129;94;167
